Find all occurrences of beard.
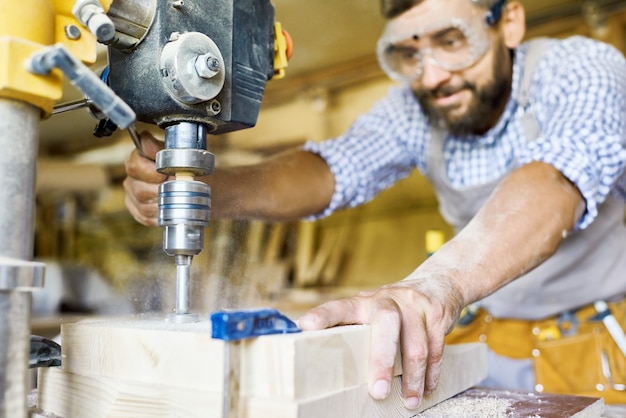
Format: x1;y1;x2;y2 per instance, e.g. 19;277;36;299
414;46;511;137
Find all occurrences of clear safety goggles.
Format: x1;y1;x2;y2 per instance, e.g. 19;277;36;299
377;1;503;83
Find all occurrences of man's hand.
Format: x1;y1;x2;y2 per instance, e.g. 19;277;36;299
298;161;585;410
123;132;168;226
297;274;464;410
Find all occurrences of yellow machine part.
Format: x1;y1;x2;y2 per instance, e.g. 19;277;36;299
425;229;446;255
273;21;291;80
0;0;107;114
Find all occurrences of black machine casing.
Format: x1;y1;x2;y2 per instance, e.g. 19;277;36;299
107;0;276;134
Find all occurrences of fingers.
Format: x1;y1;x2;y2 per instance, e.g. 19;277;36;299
125;132;166;184
368;298;401;400
137;131;163;161
424;334;445;397
399;308;429;408
123;131;166;226
298;297;365;330
125;151;165;184
123;178;159;226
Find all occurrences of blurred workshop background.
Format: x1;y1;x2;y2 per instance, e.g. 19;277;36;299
32;0;626;333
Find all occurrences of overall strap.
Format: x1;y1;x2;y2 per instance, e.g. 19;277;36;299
517;38;548;142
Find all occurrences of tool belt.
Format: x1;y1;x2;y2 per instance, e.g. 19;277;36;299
445;298;626;404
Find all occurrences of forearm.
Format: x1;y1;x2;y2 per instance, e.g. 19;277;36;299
204;149;335;221
415;161;586;306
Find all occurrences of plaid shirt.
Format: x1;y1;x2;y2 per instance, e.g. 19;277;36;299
304;36;626;229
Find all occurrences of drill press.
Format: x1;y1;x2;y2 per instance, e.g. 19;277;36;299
103;0;280;321
0;0;284;415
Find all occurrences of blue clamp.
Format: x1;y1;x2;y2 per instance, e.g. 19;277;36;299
211;308;301;341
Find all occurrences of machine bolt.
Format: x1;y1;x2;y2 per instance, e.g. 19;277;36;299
209;99;221;114
64;25;82;40
194;53;221;79
72;0;115;43
207;57;220;71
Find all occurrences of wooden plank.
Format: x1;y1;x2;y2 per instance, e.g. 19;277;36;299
38;369;602;418
242;325;380;399
39;318;488;417
246;343;487;418
37;367;222;418
61;320;389;399
60;319;225;391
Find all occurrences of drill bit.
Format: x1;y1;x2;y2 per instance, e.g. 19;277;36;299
168;254;198;323
175;255;192;315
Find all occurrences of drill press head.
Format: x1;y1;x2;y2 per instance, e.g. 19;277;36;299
106;0;275;132
103;0;278;321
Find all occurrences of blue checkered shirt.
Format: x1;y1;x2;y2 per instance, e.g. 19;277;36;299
303;36;626;229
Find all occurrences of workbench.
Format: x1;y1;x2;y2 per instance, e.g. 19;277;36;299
29;386;609;418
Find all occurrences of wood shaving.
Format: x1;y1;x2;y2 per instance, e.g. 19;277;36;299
413;396;514;418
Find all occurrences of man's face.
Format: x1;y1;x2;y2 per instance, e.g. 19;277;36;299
380;0;513;136
412;40;511;136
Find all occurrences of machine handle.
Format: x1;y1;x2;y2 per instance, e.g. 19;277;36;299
28;44;136;130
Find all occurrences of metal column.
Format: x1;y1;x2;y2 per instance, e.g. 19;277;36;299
0;98;45;418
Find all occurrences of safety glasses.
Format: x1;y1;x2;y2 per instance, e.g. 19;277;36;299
377;0;506;83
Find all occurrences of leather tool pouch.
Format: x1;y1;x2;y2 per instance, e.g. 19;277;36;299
446;300;626;404
532;300;626;404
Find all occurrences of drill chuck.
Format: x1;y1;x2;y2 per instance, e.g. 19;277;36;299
158;180;211;257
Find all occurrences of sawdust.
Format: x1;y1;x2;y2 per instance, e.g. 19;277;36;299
28;390;63;418
413;396;514;418
80;317;214;332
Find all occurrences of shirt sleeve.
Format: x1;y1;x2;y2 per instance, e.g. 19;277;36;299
302;86;429;219
518;37;626;230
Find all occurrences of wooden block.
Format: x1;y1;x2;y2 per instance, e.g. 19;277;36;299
37;367;222;418
242;325;378;399
60;319;225;391
246;343;488;418
38;317;488;418
60;320;387;400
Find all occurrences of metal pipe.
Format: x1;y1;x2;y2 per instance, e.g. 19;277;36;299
0;293;31;418
0;99;38;259
52;99;90;115
0;98;40;418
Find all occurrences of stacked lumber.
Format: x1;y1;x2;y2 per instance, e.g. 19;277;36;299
37;318;487;418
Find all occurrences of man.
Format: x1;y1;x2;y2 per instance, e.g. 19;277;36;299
124;0;626;410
